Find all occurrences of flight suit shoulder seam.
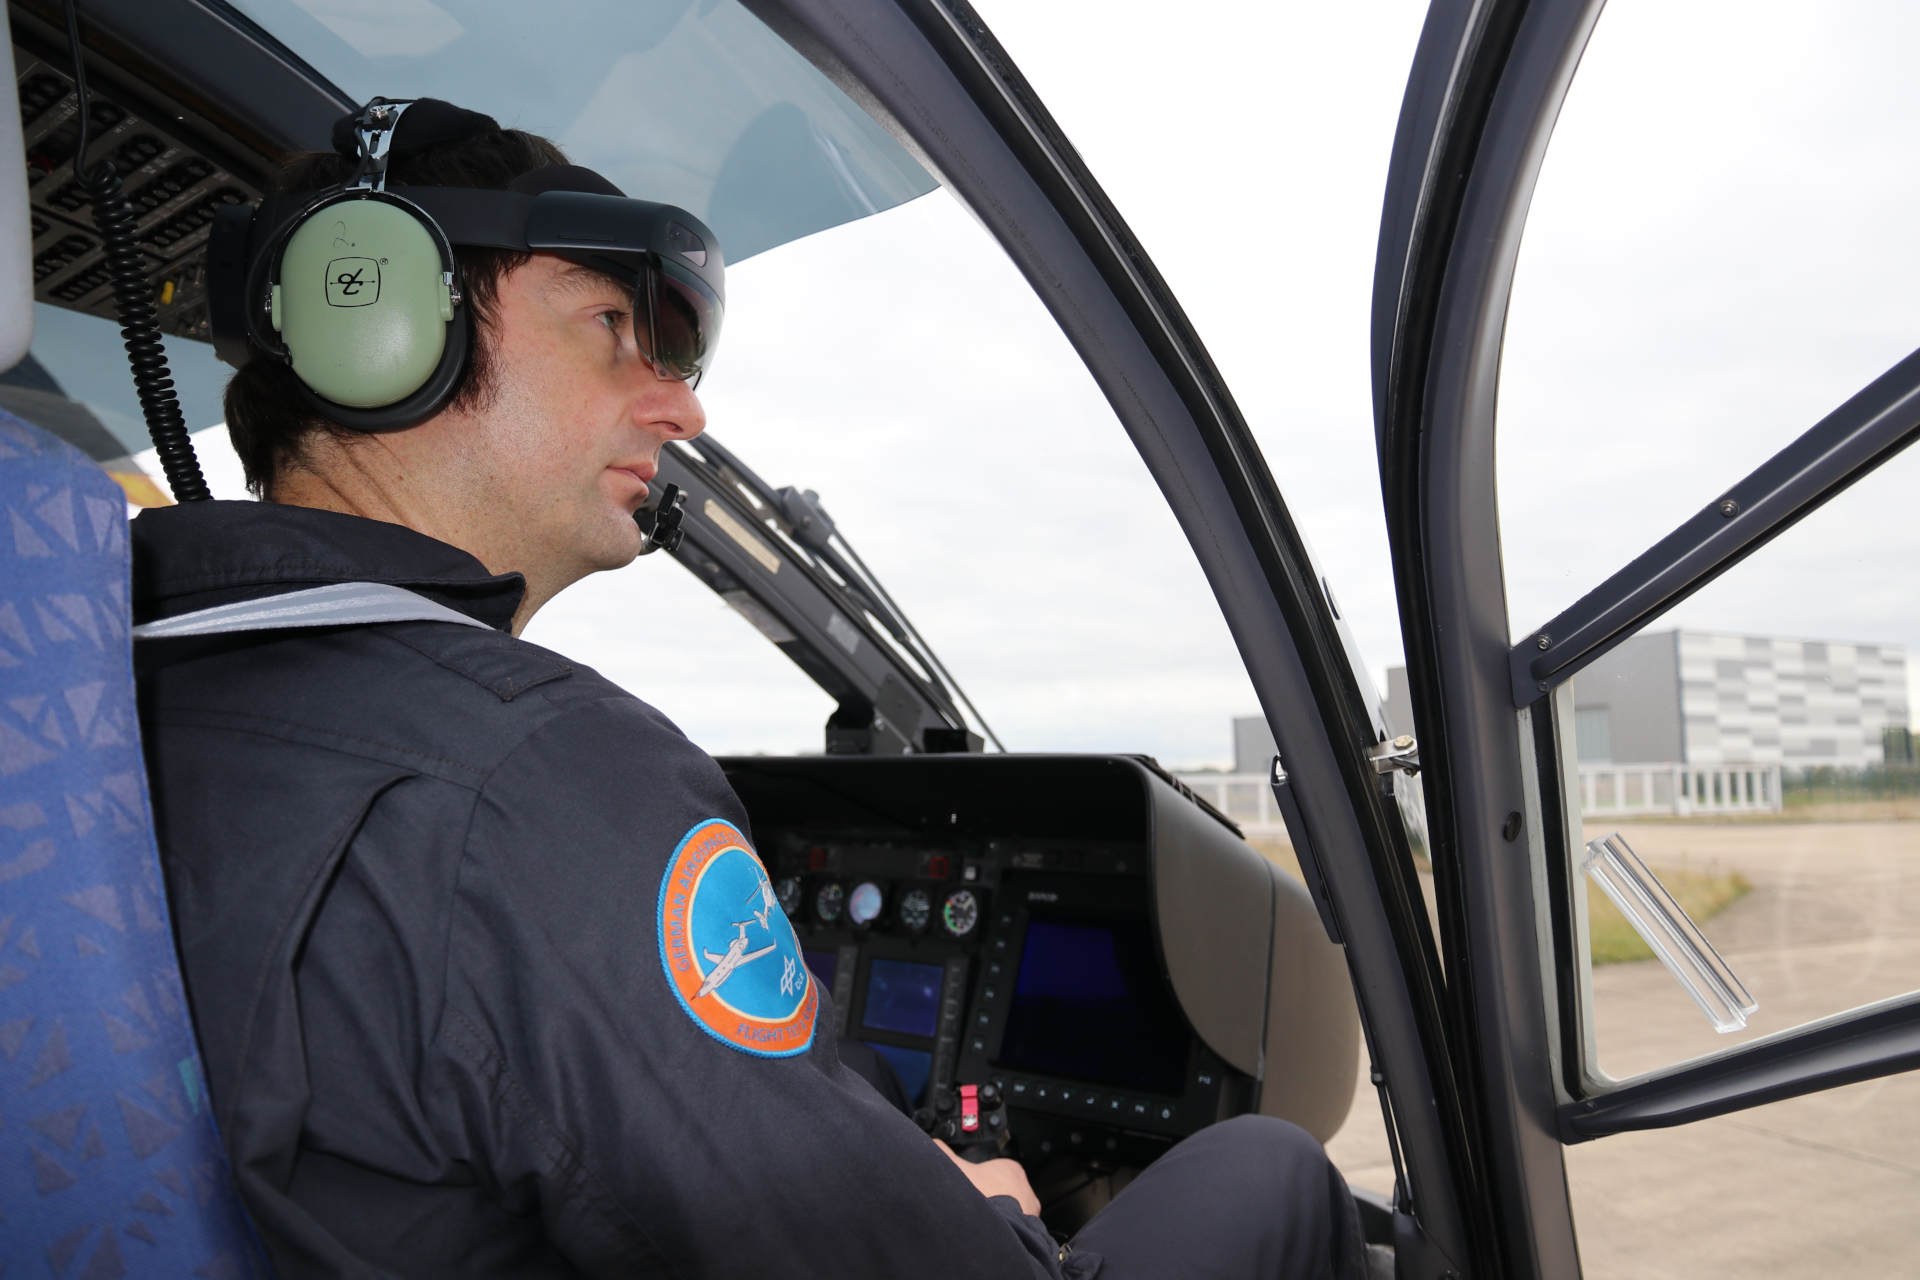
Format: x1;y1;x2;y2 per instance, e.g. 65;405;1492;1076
148;706;491;785
468;692;690;793
372;627;573;702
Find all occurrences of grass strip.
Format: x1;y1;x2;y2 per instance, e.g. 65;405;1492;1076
1586;866;1751;966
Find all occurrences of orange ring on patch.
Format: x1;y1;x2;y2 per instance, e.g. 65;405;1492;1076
657;817;817;1057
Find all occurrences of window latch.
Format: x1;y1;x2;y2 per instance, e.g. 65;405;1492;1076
1367;734;1421;776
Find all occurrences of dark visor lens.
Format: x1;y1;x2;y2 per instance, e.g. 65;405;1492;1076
637;259;721;387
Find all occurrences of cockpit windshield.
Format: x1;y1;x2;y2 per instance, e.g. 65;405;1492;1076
216;0;937;262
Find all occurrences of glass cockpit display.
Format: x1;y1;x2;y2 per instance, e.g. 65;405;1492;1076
995;917;1189;1096
860;957;944;1038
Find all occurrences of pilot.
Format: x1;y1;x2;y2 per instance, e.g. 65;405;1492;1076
132;99;1367;1278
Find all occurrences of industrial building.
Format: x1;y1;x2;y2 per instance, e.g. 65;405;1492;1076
1372;629;1910;771
1191;630;1913;822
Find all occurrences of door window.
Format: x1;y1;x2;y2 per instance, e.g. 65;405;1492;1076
1495;5;1920;1273
1562;446;1920;1081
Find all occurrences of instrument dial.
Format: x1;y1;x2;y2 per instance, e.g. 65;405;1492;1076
897;887;932;934
848;881;884;927
814;881;846;925
941;888;980;938
774;876;802;917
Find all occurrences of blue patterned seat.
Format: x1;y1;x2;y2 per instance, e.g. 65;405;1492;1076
0;410;265;1276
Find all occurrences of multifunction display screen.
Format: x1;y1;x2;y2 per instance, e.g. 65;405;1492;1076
996;917;1188;1095
860;957;944;1038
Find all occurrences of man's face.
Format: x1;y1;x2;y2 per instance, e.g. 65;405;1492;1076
446;253;706;590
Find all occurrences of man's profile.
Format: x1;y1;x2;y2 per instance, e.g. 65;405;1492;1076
134;98;1366;1278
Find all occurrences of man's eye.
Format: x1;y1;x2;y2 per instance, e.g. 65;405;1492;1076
596;310;630;335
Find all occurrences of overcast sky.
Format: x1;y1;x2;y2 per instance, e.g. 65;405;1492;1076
162;1;1920;767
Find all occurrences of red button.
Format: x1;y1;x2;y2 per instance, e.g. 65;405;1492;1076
926;855;950;879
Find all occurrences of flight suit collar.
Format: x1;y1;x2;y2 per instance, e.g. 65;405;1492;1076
131;499;526;631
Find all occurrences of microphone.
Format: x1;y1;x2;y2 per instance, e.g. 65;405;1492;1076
637;482;687;556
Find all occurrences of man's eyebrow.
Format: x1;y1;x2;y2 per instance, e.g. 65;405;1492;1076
548;262;634;302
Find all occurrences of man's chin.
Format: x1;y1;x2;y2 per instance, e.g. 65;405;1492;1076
593;520;647;572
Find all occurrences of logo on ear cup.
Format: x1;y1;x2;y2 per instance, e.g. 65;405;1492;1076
274;195;455;411
325;257;381;307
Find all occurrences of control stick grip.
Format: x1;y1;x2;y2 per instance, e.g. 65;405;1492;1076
915;1082;1011;1162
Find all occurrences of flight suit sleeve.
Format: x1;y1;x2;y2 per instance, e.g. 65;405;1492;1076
435;695;1065;1279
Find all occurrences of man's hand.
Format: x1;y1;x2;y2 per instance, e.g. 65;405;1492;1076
933;1138;1042;1217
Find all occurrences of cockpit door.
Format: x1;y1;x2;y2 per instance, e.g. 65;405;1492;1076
1378;1;1920;1276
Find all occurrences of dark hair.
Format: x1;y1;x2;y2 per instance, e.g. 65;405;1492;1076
224;124;568;495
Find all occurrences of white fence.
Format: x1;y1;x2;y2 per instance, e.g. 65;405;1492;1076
1179;761;1783;832
1174;773;1290;839
1579;762;1782;817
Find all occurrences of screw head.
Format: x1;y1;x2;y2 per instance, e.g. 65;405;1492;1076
1719;498;1739;517
1536;634;1551;650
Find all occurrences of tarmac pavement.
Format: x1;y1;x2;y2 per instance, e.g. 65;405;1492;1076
1321;818;1920;1278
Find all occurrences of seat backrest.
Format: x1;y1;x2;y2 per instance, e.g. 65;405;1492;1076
0;410;266;1275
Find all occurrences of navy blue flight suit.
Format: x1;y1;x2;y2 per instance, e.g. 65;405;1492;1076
132;500;1364;1279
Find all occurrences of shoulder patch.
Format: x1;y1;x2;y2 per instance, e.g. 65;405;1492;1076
658;818;817;1057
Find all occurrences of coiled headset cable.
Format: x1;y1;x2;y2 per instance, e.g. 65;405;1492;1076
61;0;211;501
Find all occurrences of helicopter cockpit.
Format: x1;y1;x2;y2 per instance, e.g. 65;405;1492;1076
0;0;1370;1272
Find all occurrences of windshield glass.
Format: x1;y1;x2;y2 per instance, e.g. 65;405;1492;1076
219;0;936;262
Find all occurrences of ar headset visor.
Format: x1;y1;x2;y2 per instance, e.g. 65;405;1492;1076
397;180;725;388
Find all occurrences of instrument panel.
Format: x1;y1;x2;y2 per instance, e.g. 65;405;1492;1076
766;832;1249;1165
724;751;1359;1182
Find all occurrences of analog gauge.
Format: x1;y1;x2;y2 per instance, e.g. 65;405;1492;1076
774;876;802;917
897;887;933;934
814;881;846;925
848;881;884;927
941;888;980;938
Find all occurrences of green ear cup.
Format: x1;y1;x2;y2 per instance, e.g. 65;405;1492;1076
272;198;456;409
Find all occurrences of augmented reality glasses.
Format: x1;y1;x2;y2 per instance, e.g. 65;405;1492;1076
401;185;725;387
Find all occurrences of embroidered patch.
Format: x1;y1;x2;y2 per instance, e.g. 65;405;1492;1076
658;818;817;1057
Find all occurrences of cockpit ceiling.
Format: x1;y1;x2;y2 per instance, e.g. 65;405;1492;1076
15;48;259;343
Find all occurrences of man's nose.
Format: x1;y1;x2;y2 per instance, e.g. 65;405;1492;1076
639;367;706;441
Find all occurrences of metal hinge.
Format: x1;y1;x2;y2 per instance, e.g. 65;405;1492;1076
1367;734;1420;776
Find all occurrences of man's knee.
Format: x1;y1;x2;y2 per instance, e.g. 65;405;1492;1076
1189;1114;1348;1218
1202;1116;1363;1278
1072;1114;1364;1279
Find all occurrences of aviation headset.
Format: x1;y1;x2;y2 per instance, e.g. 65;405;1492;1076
207;98;726;432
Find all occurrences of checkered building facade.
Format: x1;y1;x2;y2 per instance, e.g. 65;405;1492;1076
1674;631;1909;768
